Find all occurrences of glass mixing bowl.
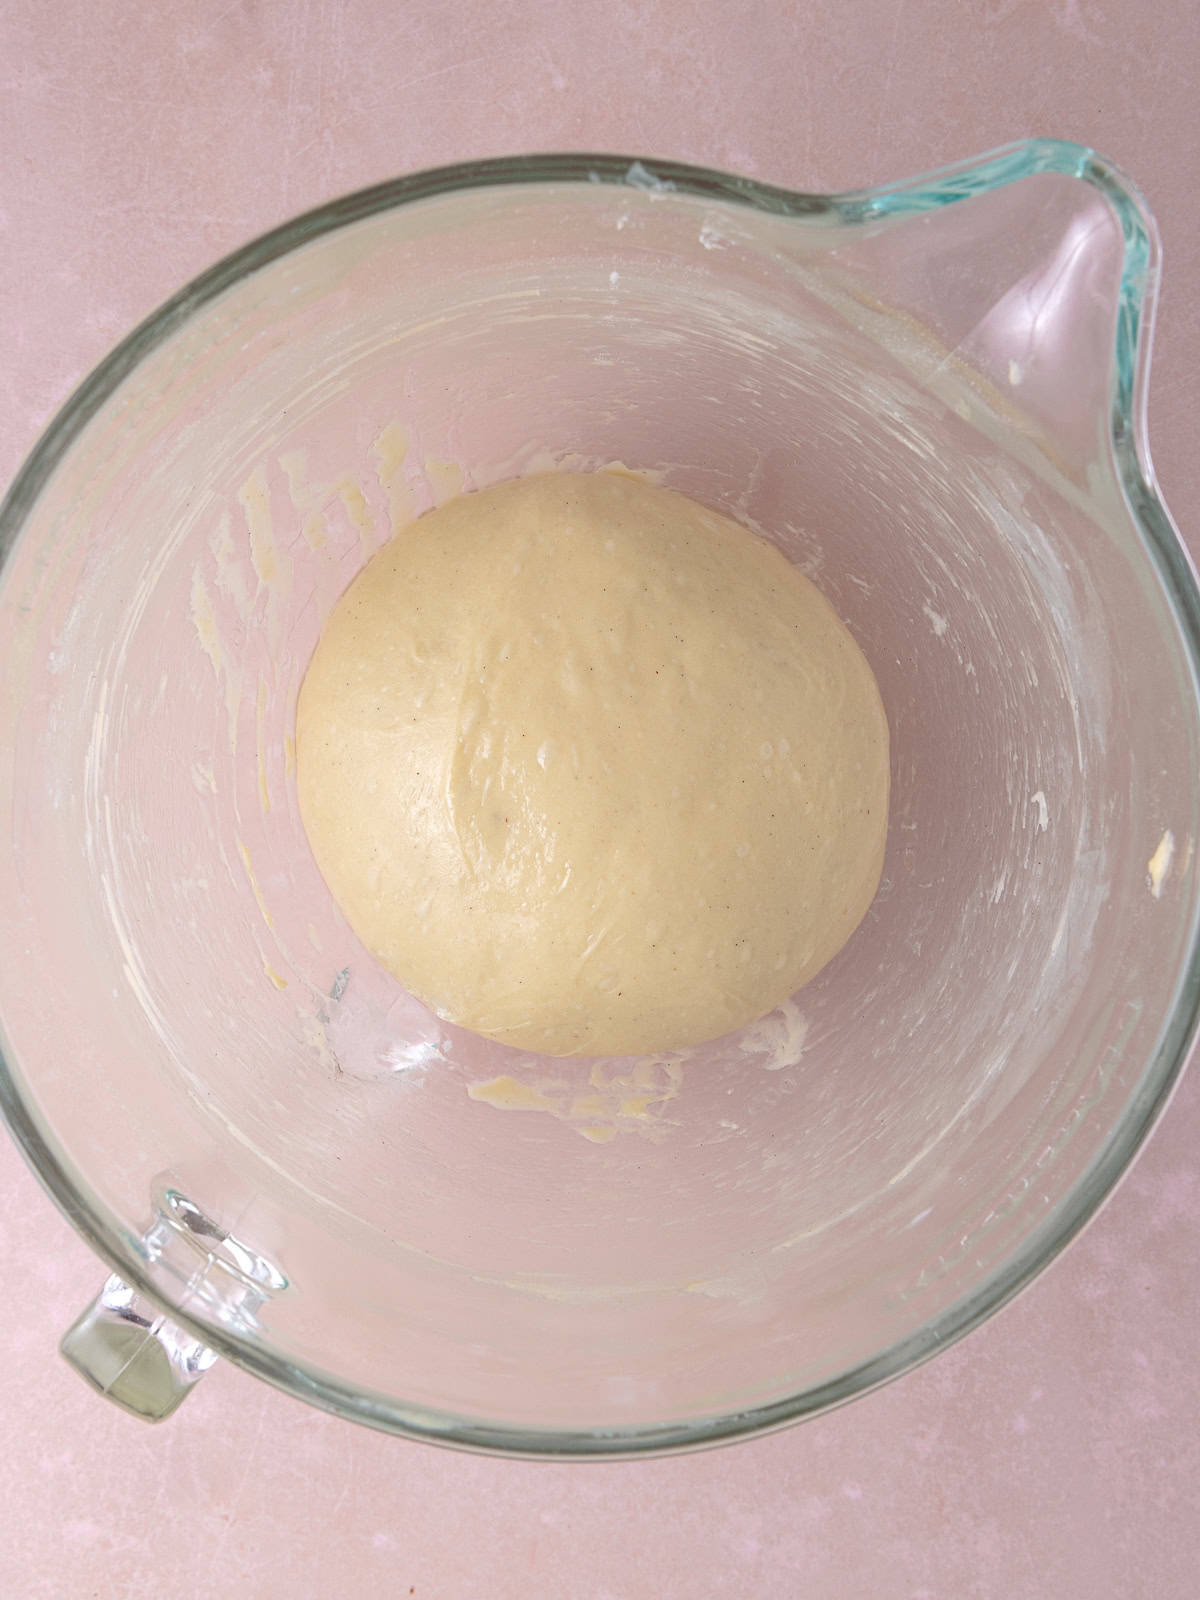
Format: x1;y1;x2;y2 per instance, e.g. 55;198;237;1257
1;141;1198;1456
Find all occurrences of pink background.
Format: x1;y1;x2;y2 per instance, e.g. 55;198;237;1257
2;3;1199;1595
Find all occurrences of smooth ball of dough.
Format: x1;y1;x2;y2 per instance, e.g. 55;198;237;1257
297;471;889;1057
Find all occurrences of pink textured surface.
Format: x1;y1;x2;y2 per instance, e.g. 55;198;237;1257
2;3;1199;1596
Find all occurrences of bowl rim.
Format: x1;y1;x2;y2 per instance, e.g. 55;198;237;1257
2;137;1199;1458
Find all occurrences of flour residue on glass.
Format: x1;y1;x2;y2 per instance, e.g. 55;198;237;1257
467;1055;687;1143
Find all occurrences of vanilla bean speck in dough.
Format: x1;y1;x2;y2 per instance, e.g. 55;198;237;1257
296;471;889;1056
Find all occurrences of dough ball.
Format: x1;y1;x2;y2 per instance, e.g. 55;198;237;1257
297;471;889;1057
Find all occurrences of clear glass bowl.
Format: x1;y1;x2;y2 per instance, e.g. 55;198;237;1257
1;140;1198;1456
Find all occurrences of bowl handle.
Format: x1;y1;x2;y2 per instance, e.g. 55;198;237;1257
58;1184;285;1421
60;1275;218;1422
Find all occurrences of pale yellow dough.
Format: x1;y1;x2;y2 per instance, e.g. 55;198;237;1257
297;471;889;1056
